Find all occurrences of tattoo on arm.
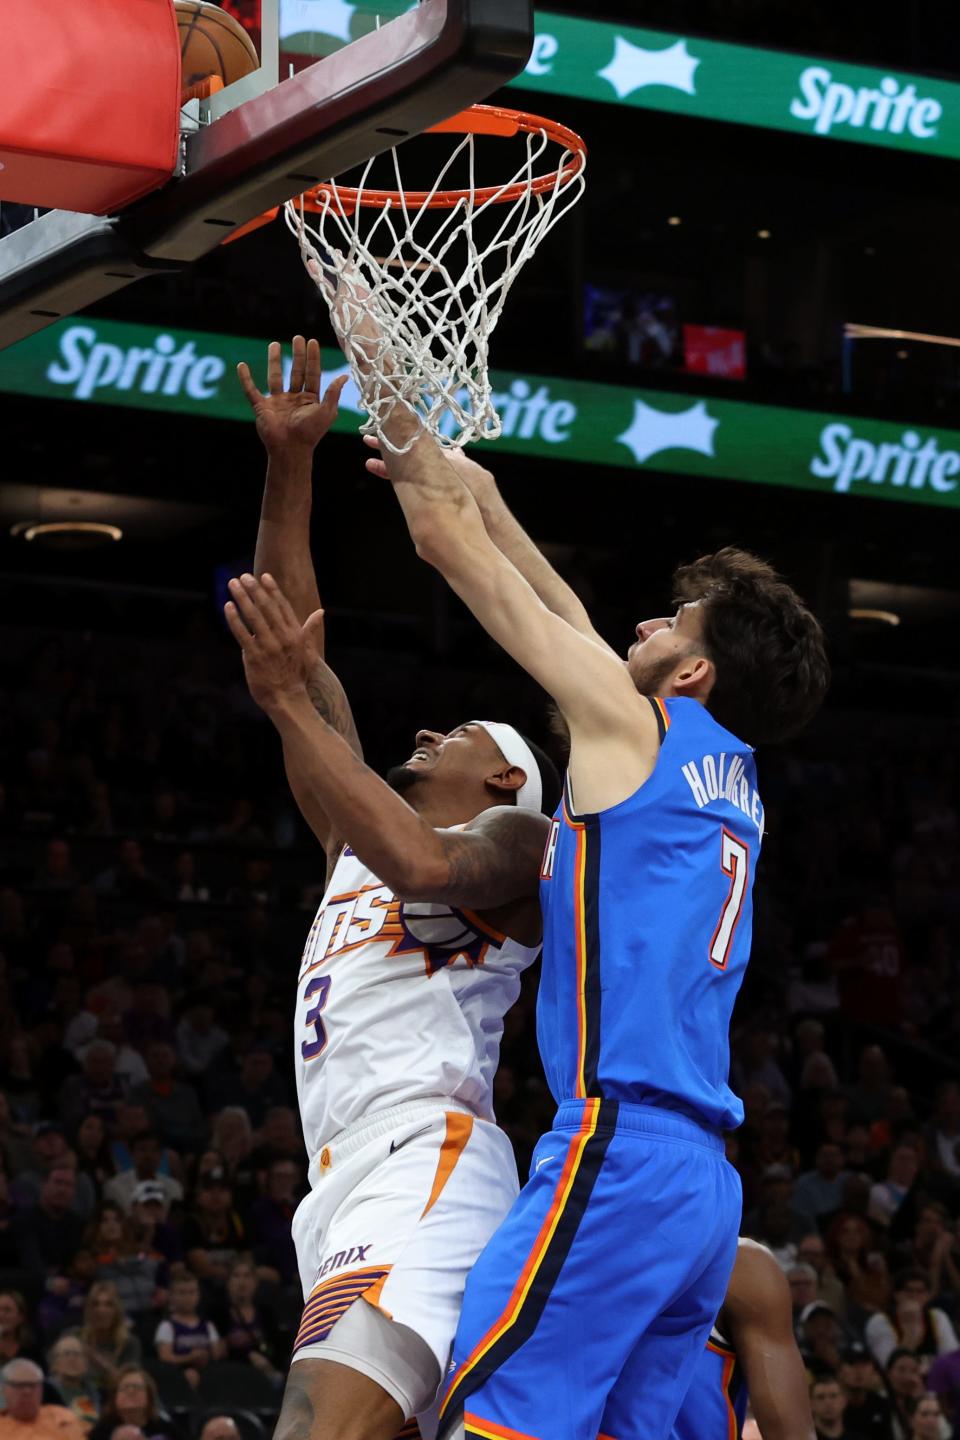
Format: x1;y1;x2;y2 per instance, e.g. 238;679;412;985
429;808;549;908
305;660;362;760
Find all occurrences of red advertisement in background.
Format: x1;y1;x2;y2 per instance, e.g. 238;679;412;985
683;325;747;381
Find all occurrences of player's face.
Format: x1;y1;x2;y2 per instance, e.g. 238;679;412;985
626;602;707;694
389;724;507;794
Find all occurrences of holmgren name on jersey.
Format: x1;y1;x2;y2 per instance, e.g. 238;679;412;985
681;752;765;840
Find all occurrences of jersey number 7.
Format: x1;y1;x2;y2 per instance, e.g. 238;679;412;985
710;829;750;971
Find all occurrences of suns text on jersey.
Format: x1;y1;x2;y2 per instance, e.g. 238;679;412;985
681;753;765;840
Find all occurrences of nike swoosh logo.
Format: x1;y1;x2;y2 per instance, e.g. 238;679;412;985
535;1155;557;1172
389;1125;434;1154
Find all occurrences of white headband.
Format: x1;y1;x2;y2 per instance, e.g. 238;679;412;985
470;721;543;815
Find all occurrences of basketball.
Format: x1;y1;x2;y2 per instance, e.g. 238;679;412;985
400;902;476;952
174;1;260;95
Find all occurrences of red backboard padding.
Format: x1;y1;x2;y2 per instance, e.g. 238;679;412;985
0;0;181;215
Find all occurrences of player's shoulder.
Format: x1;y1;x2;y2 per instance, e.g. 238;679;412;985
726;1238;792;1323
462;804;552;844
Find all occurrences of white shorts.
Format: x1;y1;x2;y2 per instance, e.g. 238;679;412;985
290;1099;519;1424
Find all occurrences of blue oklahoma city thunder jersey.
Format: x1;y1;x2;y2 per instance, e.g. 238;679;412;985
538;695;762;1130
672;1333;748;1440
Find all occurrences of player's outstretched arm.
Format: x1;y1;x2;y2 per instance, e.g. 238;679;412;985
375;431;658;809
240;336;348;631
725;1241;816;1440
224;573;547;913
365;437;612;650
239;335;362;849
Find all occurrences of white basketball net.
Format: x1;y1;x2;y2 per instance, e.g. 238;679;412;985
284;118;586;453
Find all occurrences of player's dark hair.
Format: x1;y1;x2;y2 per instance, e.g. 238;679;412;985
672;547;830;746
517;733;563;817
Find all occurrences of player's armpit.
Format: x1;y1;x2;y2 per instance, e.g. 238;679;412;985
726;1243;816;1440
399;806;550;911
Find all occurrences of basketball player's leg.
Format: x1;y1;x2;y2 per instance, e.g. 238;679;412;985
276;1299;440;1440
438;1107;741;1440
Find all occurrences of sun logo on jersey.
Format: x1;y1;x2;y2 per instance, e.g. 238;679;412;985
299;887;495;979
394;902;492;976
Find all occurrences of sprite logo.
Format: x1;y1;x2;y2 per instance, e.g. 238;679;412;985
598;37;700;100
811;422;960;495
46;324;227;402
790;66;942;139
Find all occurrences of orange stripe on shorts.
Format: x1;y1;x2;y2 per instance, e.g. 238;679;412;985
421;1112;474;1219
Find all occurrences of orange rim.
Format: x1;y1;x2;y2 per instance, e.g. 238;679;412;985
296;104;586;215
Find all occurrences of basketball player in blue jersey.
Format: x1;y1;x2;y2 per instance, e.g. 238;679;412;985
672;1239;814;1440
361;413;830;1440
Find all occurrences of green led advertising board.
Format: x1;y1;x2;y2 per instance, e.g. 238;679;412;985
2;317;960;512
278;4;960;161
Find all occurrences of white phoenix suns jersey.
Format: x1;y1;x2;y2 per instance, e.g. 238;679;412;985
295;844;540;1160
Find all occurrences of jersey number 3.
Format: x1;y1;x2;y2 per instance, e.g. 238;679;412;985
302;975;331;1061
710;829;750;971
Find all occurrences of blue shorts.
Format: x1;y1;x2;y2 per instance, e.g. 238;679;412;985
437;1099;741;1440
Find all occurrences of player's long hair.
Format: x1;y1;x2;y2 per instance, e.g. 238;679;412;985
673;547;830;746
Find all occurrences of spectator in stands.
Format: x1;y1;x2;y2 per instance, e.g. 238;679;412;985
86;1368;177;1440
924;1086;960;1188
210;1257;281;1380
827;1215;890;1319
92;843;164;908
248;1108;301;1172
0;1160;27;1286
59;1046;125;1137
909;1394;950;1440
14;1169;86;1281
733;1029;792;1109
103;1136;182;1215
871;1145;921;1230
182;1171;246;1291
46;1338;101;1430
867;1270;960;1373
0;1295;41;1366
34;1249;97;1344
72;1119;115;1195
128;1186;181;1270
799;1300;849;1377
85;1207;167;1323
885;1350;926;1440
787;1262;819;1318
0;1359;85;1440
128;1047;205;1155
78;1286;141;1388
838;1343;894;1440
794;1142;853;1221
208;1112;255;1210
197;1420;239;1440
12;1126;95;1219
249;1158;301;1287
205;1049;286;1132
174;997;228;1080
809;1375;851;1440
799;1232;849;1315
928;1345;960;1431
847;1047;896;1127
153;1273;225;1388
90;1018;146;1094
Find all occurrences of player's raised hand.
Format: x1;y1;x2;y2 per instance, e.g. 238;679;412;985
224;572;322;715
237;336;348;454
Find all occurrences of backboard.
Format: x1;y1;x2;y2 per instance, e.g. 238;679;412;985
0;0;534;349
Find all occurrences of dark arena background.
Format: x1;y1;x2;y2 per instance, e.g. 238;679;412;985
2;2;960;1437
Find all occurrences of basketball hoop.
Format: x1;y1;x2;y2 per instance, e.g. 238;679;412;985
285;104;587;453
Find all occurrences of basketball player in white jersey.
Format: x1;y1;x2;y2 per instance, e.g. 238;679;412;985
231;338;561;1440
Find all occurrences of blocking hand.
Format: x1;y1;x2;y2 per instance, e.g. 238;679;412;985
237;335;347;453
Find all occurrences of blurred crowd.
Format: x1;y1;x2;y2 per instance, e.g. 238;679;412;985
1;614;959;1440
